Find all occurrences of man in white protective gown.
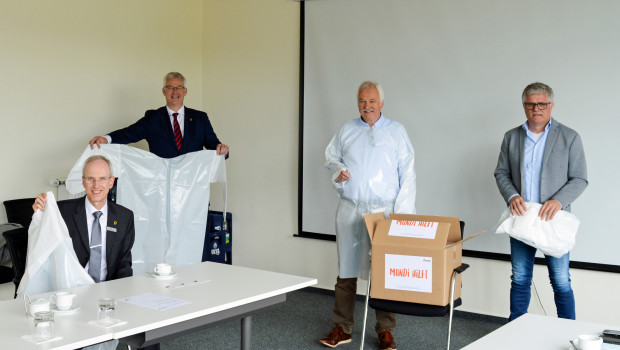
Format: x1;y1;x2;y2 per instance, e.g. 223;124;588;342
320;81;416;350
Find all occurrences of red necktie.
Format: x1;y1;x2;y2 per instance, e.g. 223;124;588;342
172;113;183;151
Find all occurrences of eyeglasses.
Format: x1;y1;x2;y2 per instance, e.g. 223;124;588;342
523;102;552;110
84;177;111;184
164;85;186;91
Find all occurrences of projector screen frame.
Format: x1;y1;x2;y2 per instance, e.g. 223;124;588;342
294;1;619;274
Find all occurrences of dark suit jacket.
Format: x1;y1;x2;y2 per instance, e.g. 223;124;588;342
494;119;588;212
108;106;221;158
57;197;135;281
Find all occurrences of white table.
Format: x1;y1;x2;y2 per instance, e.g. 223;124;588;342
0;296;113;350
111;262;316;348
0;262;316;350
462;313;619;350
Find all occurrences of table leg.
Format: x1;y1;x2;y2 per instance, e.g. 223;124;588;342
241;315;252;350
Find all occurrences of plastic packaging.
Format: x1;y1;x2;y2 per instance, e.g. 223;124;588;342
495;202;580;258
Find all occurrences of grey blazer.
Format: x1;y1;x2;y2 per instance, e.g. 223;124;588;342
494;119;588;212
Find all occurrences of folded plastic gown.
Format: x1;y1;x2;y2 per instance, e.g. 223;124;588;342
495;202;580;258
325;117;416;279
17;192;94;297
66;145;226;274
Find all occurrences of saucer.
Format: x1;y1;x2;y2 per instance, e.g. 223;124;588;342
568;338;578;350
21;334;63;344
569;338;585;350
51;304;81;315
149;272;177;280
87;319;127;328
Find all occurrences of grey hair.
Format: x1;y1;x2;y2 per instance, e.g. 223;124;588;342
163;72;186;87
82;155;113;177
522;82;554;103
358;81;384;104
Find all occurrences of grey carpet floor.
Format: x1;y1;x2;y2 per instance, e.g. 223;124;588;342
159;288;506;350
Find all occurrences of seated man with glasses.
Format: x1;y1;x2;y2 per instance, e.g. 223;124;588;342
88;72;229;158
33;155;158;350
494;82;588;321
32;155;135;282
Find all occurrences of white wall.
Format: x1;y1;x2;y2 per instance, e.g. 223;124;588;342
0;0;203;222
1;0;618;325
202;0;339;282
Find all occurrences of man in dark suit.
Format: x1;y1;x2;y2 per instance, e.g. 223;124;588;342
88;72;229;158
34;156;160;349
494;82;588;321
33;155;134;282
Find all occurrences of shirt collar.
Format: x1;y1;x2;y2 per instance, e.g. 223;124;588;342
522;117;553;134
84;196;108;216
167;105;185;117
357;113;386;127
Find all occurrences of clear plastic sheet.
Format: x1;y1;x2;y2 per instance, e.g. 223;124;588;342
66;145;226;274
495;202;580;258
17;192;94;297
325;118;416;279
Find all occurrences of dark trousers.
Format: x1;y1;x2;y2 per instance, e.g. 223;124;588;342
333;276;396;334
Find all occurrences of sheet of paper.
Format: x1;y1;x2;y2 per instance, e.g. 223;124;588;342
119;292;190;311
388;220;438;239
384;254;433;293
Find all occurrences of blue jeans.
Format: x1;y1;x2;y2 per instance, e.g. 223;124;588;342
509;237;575;321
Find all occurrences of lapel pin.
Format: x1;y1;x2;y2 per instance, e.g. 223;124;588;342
114;221;117;225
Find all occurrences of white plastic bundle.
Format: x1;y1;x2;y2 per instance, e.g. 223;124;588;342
495;202;580;258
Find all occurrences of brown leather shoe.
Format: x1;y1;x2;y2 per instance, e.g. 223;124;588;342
319;326;352;348
378;329;397;350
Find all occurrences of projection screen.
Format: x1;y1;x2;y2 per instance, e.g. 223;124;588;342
300;0;620;270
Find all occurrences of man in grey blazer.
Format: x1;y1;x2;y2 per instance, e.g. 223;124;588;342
494;82;588;321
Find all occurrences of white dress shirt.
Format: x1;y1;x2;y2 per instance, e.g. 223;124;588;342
167;105;185;137
84;198;108;281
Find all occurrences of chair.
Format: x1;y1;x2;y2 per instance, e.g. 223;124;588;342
2;227;28;298
0;266;13;284
3;198;36;229
360;221;469;350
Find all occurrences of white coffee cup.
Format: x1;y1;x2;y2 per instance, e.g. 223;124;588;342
576;334;603;350
28;298;51;317
50;291;76;311
154;263;172;276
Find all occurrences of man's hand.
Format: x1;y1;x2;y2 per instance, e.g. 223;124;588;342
539;199;562;221
509;195;527;216
89;136;109;149
216;143;229;156
336;169;350;183
32;193;47;212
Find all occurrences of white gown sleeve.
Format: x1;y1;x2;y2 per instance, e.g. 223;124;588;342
325;127;348;194
393;125;416;214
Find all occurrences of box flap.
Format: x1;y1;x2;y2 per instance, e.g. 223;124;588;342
445;230;486;249
364;212;386;242
389;214;461;243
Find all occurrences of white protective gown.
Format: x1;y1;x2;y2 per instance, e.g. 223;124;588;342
325;115;416;279
65;145;226;274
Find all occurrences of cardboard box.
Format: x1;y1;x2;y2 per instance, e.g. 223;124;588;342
364;213;481;306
